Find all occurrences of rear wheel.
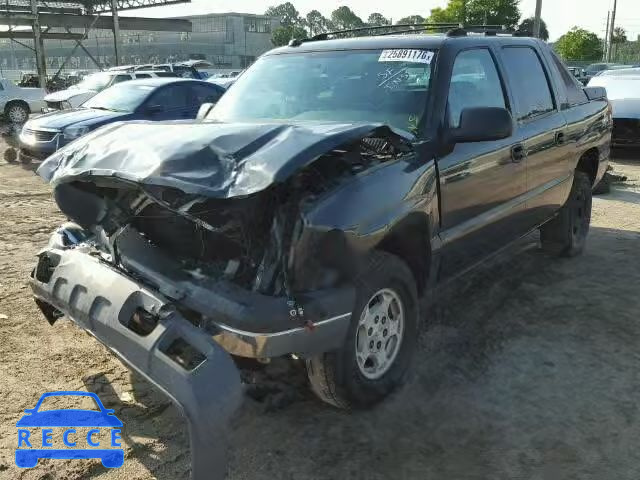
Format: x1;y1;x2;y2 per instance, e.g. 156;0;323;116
306;251;418;409
593;172;611;195
540;171;592;257
5;101;29;124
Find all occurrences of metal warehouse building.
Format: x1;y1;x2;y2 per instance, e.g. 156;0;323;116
0;12;280;74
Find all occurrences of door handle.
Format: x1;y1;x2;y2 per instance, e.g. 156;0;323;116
555;132;565;145
511;144;526;163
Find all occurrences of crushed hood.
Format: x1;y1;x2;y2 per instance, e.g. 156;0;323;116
38;120;410;198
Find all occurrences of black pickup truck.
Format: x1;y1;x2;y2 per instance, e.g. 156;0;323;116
30;30;610;478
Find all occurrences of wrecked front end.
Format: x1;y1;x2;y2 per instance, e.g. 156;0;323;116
29;120;412;479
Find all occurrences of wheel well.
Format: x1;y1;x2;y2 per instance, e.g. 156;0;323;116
377;213;431;295
4;99;30;114
576;148;599;185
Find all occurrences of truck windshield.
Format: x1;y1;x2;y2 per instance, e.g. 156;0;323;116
208;49;435;134
83;83;154;112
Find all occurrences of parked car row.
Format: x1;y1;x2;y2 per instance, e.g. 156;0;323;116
43;70;178;112
18;78;225;163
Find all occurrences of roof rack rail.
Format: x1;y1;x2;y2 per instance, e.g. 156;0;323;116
292;23;516;45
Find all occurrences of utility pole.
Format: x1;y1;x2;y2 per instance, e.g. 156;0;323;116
30;0;47;89
604;10;611;61
533;0;543;38
111;0;122;66
607;0;617;62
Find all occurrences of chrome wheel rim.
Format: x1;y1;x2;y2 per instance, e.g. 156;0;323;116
355;288;404;380
8;106;27;123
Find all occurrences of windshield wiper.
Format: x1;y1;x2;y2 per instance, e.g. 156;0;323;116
90;106;127;112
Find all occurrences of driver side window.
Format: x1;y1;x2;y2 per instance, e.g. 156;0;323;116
448;49;506;128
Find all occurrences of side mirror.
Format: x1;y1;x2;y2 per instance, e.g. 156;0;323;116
146;104;164;115
196;102;215;120
446;107;513;143
584;86;606;101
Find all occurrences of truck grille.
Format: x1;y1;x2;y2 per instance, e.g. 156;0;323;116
23;128;58;142
612;118;640;146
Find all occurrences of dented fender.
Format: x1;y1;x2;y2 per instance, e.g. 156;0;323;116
290;157;440;291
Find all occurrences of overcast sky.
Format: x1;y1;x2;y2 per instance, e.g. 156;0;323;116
135;0;640;41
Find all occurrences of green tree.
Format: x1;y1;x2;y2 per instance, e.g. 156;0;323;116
368;12;391;26
271;25;308;46
331;6;364;30
396;15;426;25
428;7;457;23
428;0;518;28
265;2;301;27
555;27;604;61
611;27;628;61
306;9;331;36
429;0;467;23
465;0;520;29
517;16;549;40
612;26;627;44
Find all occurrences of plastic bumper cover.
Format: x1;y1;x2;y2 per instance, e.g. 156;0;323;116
30;248;243;480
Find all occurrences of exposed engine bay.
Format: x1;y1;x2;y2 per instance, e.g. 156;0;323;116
41;121;412;300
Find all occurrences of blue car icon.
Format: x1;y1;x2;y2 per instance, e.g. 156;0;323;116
16;391;123;468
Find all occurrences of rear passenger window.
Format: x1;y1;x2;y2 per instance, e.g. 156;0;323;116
448;49;506;128
550;52;588;107
191;84;222;104
502;47;554;120
149;85;189;110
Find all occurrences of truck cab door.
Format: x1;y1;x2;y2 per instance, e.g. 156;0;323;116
498;46;570;227
437;48;527;279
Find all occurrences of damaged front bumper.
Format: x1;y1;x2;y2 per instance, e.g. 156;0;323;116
29;228;354;479
30;247;243;480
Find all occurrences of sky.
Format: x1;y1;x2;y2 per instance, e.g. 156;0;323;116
133;0;640;42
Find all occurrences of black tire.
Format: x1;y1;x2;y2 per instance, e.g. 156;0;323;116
593;172;611;195
306;250;418;409
3;147;17;163
18;150;31;165
540;171;592;257
4;101;29;124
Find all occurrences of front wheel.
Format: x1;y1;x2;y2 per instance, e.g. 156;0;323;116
5;102;29;124
306;251;418;409
540;171;592;257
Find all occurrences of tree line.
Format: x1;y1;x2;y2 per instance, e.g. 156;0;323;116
265;0;629;62
265;0;548;46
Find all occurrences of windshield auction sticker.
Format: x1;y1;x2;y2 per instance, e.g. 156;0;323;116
379;49;435;64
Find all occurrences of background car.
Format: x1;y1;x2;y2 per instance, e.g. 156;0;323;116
43;70;177;112
595;67;640;77
0;78;45;123
19;78;225;162
588;73;640;148
581;63;633;85
207;75;236;89
108;62;201;79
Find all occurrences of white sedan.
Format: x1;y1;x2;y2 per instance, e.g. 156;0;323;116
0;78;46;123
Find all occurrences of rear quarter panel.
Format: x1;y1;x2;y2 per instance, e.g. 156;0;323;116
561;99;611;188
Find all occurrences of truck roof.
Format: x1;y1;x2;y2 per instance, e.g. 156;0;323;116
266;34;544;55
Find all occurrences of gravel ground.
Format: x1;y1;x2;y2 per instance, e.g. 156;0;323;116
0;134;639;480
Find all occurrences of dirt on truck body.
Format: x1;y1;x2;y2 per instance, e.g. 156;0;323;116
28;32;611;479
